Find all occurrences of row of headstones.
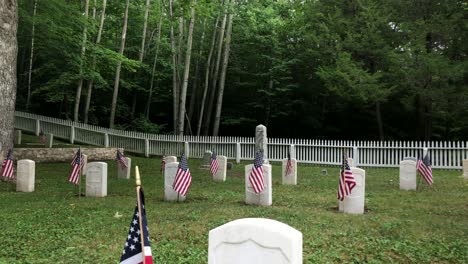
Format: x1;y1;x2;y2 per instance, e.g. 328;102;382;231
14;130;53;148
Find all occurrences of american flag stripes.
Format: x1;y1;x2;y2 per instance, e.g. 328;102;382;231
337;152;356;201
172;154;192;196
417;153;433;185
1;149;14;179
68;148;84;185
285;151;293;176
116;149;129;168
249;151;265;193
210;151;219;176
120;188;153;264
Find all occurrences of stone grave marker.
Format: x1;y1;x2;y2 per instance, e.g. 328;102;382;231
165;156;177;164
282;158;297;185
14;130;22;145
208;218;303;264
46;133;54;148
164;162;186;202
245;164;272;206
463;159;468;180
200;151;212;169
16;159;35;192
213;155;227;182
255;125;268;163
85;162;107;197
343;167;366;214
117;157;131;179
400;159;417;190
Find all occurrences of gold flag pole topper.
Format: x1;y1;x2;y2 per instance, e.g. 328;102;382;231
135;166;146;264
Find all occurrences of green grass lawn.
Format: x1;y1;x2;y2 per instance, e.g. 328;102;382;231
0;157;467;263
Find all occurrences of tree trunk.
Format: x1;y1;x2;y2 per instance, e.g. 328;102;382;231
74;0;90;122
212;11;233;136
177;15;184;90
109;0;130;128
84;0;107;124
92;0;96;19
25;0;37;111
0;0;18;160
146;15;162;119
177;0;196;135
204;0;228;135
376;101;384;141
188;18;206;123
196;16;219;136
169;0;178;132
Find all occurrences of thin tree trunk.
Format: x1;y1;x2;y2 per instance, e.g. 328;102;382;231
109;0;130;128
177;0;196;135
25;0;37;111
196;16;219;136
169;0;178;132
92;0;96;19
204;0;228;135
0;0;18;160
212;11;233;136
74;0;90;122
146;15;163;119
84;0;107;124
188;18;206;123
177;15;184;90
376;101;384;141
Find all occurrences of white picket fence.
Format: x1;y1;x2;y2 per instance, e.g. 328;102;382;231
13;111;468;169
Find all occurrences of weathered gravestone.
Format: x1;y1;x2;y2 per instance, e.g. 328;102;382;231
85;162;107;197
16;159;35;192
164;162;186;202
400;159;417;190
213;155;227;182
282;158;297;185
201;151;212;169
255;125;268;164
245;164;272;206
46;134;54;148
14;130;22;145
208;218;303;264
343;167;366;214
117;157;131;179
463;159;468;180
165;156;177;164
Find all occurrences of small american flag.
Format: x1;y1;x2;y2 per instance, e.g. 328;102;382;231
172;154;192;196
120;188;153;264
68;148;84;185
161;156;165;173
285;151;293;176
39;129;46;144
249;151;265;193
1;149;14;179
210;151;219;176
417;153;433;185
116;149;129;168
337;152;356;201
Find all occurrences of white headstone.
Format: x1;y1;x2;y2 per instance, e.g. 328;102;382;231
85;162;107;197
81;154;88;176
463;159;468;180
282;158;297;185
208;218;302;264
343;167;366;214
46;134;53;148
213;155;227;182
165;156;177;164
164;162;186;202
201;151;213;169
118;157;131;179
255;125;268;163
400;160;417;190
245;164;272;206
16;159;35;192
14;130;22;145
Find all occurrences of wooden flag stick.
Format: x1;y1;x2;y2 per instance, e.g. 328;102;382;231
135;166;146;264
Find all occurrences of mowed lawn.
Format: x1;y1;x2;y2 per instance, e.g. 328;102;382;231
0;157;467;263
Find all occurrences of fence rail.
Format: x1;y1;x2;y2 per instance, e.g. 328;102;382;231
13;111;468;169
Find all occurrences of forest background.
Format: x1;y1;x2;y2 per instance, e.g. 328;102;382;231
15;0;468;140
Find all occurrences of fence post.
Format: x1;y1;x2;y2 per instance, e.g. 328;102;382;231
236;142;241;164
145;139;150;157
353;146;359;167
35;119;40;136
104;133;109;147
70;126;75;144
184;141;190;158
290;144;296;160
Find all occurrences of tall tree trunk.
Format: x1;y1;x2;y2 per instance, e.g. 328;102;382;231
204;0;228;135
25;0;37;111
169;0;178;132
74;0;90;122
188;18;206;123
196;16;219;136
0;0;18;160
212;11;233;136
376;101;384;141
109;0;130;128
146;15;163;119
92;0;96;19
176;15;184;90
177;0;196;135
84;0;107;124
